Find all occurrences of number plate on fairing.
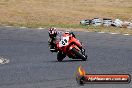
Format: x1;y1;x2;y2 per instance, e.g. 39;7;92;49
59;36;69;47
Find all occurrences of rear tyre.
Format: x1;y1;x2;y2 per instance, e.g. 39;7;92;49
71;48;87;61
57;51;66;62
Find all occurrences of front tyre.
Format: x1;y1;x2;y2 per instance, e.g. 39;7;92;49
57;51;66;62
71;48;87;61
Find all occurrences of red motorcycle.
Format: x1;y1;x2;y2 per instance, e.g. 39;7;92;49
56;33;87;61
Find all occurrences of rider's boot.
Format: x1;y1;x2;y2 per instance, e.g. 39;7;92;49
50;44;57;52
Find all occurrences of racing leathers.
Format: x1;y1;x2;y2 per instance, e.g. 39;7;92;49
48;31;76;52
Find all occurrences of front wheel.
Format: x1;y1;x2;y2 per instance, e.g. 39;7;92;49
71;48;87;61
57;51;66;62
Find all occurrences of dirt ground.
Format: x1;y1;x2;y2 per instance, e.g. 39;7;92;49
0;0;131;25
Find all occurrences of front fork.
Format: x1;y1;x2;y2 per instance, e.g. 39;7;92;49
74;44;85;55
69;45;85;55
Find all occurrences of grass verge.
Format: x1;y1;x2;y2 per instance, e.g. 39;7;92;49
1;22;132;35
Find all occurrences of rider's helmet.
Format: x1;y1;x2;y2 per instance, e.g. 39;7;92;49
65;30;75;37
48;27;57;38
65;30;70;34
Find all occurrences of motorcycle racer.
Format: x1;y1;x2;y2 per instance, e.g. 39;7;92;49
56;31;87;61
48;28;76;52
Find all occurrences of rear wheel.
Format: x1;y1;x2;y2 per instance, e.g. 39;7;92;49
71;48;87;61
57;51;66;62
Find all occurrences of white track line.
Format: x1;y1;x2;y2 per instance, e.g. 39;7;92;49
0;59;3;64
124;34;131;36
5;26;12;27
20;27;27;29
37;27;44;29
110;33;119;34
0;57;10;64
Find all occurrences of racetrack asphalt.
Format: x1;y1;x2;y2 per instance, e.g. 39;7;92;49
0;26;132;88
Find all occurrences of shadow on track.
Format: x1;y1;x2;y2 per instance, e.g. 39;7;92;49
50;59;85;63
